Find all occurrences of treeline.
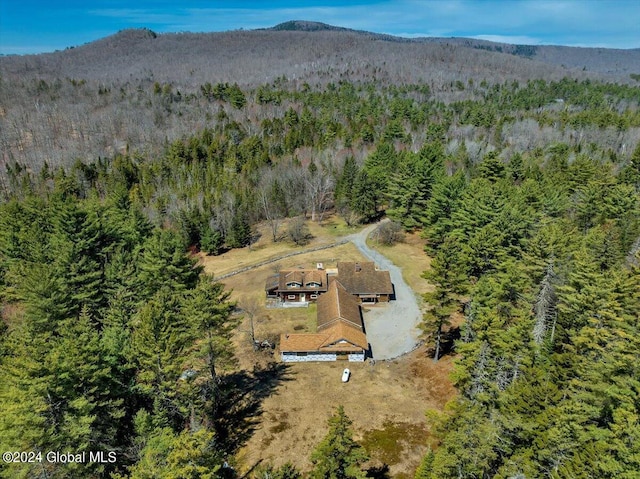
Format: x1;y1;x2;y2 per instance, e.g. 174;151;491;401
0;182;370;479
0;191;240;477
2;78;639;253
411;135;640;475
2;73;639;173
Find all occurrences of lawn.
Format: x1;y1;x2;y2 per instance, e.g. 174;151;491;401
234;351;456;476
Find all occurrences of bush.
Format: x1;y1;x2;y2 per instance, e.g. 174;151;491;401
287;216;311;246
372;221;404;246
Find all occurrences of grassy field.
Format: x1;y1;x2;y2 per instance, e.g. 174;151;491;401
202;216;453;476
367;231;435;297
197;215;355;278
234;351;456;476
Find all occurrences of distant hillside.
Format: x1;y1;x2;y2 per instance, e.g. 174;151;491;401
1;21;639;172
267;20;352;33
422;36;640;76
2;22;638;89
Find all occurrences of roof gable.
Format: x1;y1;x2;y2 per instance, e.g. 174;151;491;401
336;262;393;295
277;269;328;292
317;280;363;331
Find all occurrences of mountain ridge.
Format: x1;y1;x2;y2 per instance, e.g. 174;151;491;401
1;21;638;87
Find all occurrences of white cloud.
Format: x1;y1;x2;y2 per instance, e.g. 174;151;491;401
86;1;640;48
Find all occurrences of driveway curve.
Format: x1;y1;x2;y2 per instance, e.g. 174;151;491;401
346;221;423;360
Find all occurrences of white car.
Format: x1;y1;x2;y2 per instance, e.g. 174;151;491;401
341;368;351;383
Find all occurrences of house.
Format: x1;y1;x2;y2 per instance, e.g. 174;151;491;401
335;262;393;303
280;280;368;362
266;261;393;304
265;268;328;303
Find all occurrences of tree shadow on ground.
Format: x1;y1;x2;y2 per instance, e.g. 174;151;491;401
425;326;461;360
440;326;461;357
366;464;391;479
215;362;293;455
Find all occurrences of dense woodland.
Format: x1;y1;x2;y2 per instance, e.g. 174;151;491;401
1;26;640;479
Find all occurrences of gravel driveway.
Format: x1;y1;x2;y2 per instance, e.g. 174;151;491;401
347;221;423;359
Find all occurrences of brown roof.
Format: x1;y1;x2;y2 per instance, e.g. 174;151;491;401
279;280;368;354
276;269;328;292
279;321;368;353
265;275;279;292
279;333;327;352
336;262;393;296
320;322;368;350
317;280;363;332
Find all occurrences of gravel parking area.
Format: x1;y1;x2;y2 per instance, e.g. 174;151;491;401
347;222;423;359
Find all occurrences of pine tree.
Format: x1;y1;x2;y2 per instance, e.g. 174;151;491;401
125;426;224;479
350;169;379;222
421;238;467;361
386;150;439;230
200;226;224;255
309;406;369;479
420;171;466;250
335;156;358;208
137;229;201;298
181;277;236;417
226;209;251;249
131;289;196;429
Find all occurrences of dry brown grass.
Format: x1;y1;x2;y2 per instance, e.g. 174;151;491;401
220;241;369;370
196;215;355;279
235;350;456;476
208;218;454;477
367;231;435;296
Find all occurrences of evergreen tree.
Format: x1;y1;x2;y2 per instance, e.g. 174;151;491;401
181;277;236;417
310;406;368;479
131;289;196;429
386;149;440;230
350;169;379;222
334;156;358;209
125;426;224;479
137;229;201;298
200;226;224;256
422;238;467;361
226;209;251;249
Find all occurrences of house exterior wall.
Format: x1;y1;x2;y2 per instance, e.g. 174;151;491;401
278;292;321;302
281;352;337;362
280;351;365;362
358;294;390;303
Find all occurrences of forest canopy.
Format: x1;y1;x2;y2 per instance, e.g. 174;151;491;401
0;65;639;478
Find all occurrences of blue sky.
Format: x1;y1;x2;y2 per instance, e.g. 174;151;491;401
1;0;639;55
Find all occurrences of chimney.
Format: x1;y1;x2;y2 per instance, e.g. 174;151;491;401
355;263;361;272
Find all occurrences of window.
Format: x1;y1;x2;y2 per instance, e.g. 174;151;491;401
286;281;301;288
288;294;297;300
306;281;321;288
310;294;318;299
